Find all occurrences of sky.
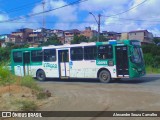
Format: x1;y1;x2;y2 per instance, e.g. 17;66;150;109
0;0;160;36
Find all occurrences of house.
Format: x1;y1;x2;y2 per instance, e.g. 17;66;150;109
128;30;153;44
32;28;48;42
120;32;129;40
0;34;9;47
50;29;65;44
11;28;33;44
64;29;81;44
8;35;23;45
28;32;43;44
81;27;98;39
116;33;121;40
101;31;118;40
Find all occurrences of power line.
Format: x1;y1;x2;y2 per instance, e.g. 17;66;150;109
4;21;159;25
0;0;88;23
0;0;41;14
104;0;149;17
101;16;160;23
0;21;96;23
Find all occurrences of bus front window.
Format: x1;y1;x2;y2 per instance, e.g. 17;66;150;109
131;47;143;64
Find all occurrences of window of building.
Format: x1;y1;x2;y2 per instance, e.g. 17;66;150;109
71;47;83;61
98;45;113;59
84;46;97;60
44;49;56;62
13;51;22;63
31;50;43;62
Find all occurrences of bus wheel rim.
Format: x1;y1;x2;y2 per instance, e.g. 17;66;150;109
102;72;108;80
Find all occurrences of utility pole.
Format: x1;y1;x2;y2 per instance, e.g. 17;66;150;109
89;12;101;42
42;0;45;42
98;14;101;42
42;0;45;29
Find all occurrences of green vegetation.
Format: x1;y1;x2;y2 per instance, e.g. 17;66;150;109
146;66;160;74
71;35;109;44
36;92;48;99
142;44;160;74
0;63;41;90
71;35;88;44
153;37;160;44
14;100;38;111
21;75;42;91
0;64;50;111
40;35;62;46
0;43;29;63
0;63;16;85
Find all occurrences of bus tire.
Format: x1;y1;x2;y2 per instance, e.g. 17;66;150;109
98;70;111;83
36;70;46;81
113;78;121;81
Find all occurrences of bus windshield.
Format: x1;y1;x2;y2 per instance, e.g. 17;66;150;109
131;47;143;64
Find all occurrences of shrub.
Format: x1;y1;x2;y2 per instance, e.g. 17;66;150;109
146;66;160;74
36;92;48;99
36;90;51;99
15;100;38;111
0;63;16;85
20;75;42;91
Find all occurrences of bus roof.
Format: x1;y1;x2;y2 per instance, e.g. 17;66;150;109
11;40;141;51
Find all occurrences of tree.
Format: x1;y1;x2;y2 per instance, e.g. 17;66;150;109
153;37;160;44
71;35;88;44
142;44;160;68
99;35;109;42
89;35;109;42
40;35;62;46
89;36;97;42
0;47;10;61
0;43;30;63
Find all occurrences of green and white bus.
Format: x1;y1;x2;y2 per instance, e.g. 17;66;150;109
11;40;145;83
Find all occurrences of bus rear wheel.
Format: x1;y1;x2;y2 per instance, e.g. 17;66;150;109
36;70;46;81
99;70;111;83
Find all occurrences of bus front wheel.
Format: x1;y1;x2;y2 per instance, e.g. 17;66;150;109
98;70;111;83
36;70;46;81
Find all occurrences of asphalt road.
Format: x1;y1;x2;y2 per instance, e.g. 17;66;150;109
20;74;160;120
38;74;160;85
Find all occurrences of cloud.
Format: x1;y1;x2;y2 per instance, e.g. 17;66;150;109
1;0;160;36
32;0;78;22
0;13;40;34
90;0;160;36
148;28;160;37
80;0;129;12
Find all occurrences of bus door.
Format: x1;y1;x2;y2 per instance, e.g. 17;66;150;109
23;52;31;76
58;50;70;78
116;46;129;77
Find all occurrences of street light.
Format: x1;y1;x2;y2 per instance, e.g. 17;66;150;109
89;12;101;42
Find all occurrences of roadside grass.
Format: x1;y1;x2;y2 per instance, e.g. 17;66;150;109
0;63;16;85
0;63;42;91
146;66;160;74
20;75;42;91
13;100;38;111
0;62;51;111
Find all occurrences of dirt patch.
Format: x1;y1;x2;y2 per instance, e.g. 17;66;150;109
0;85;31;95
38;82;160;111
0;85;56;111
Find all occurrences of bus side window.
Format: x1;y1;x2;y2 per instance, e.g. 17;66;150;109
31;50;43;62
13;51;22;63
44;49;56;62
98;45;113;60
84;46;97;60
70;47;83;61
